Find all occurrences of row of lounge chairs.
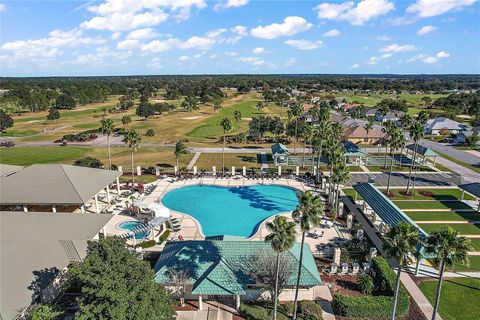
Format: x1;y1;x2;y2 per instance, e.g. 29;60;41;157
144;184;157;196
322;262;371;275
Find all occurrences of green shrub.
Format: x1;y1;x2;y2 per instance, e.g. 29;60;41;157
146;129;155;137
332;256;409;318
279;301;294;315
135;240;156;249
357;274;373;295
299;300;323;320
159;230;171;241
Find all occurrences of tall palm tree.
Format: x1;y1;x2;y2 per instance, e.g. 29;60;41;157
327;139;343;202
313;102;331;182
425;227;473;320
406;122;425;194
386;128;405;194
398;114;413;168
123;129;141;186
332;162;350;211
382;121;396;169
363;118;374;152
220;117;232;174
174;141;189;170
265;216;297;320
301;125;313;168
100;118;115;170
383;222;420;320
289;103;303;154
291;192;324;320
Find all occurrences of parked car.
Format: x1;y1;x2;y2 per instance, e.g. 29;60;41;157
0;141;15;147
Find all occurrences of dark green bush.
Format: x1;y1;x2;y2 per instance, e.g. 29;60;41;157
299;300;323;320
135;240;156;248
146;129;155;137
332;256;409;318
279;301;294;315
159;230;171;241
357;274;373;295
240;303;289;320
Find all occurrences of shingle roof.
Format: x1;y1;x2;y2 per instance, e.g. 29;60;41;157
0;212;113;320
407;144;438;157
0;164;121;205
154;240;321;295
426;117;465;131
344;125;385;139
458;183;480;199
352;183;428;238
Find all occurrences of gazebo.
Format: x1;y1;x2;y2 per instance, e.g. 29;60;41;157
459;182;480;211
271;143;289;165
343;141;369;165
406;144;438;166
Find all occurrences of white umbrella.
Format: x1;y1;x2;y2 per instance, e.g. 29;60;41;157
147;202;170;218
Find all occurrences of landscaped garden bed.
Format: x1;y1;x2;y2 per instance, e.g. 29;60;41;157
417;223;480;235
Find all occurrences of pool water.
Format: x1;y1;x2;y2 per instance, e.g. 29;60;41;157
162;185;299;237
119;221;149;240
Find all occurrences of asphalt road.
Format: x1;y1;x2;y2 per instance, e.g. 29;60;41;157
419;139;480;167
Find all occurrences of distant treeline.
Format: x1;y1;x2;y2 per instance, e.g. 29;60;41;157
0;75;479;113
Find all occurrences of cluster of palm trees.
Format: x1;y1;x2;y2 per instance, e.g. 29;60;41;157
384;222;473;320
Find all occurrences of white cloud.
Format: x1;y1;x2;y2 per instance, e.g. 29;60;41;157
315;0;395;25
376;35;391;41
237;56;265;66
368;53;393;64
214;0;249;10
141;38;181;53
380;43;417;53
225;51;238;56
117;39;140;50
0;3;6;12
179;36;215;49
147;57;163;69
285;57;297;66
322;29;341;37
422;56;438;64
81;0;207;31
351;63;360;68
231;25;248;36
111;32;122;40
416;25;437;35
284;39;323;50
209;54;217;59
1;28;105;59
126;28;159;40
253;47;265;54
179;55;191;61
407;0;477;18
436;51;450;58
251;16;312;39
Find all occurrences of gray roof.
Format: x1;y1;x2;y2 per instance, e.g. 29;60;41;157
0;164;23;177
426;117;465;131
458;183;480;199
0;164;122;205
0;211;113;320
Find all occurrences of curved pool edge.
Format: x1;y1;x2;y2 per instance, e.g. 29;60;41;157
159;183;303;240
116;219;151;240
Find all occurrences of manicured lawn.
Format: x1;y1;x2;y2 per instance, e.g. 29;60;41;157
419;277;480;320
453;256;480;272
417;223;480;235
0;129;39;137
384;188;474;201
119;174;157;184
405;210;480;222
394;201;473;210
470;239;480;252
0;146;88;165
194;153;262;169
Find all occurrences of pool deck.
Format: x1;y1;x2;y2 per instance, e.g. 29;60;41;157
140;175;349;252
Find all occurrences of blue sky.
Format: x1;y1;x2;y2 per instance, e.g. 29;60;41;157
0;0;479;76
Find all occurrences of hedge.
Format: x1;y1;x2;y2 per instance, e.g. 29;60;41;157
134;240;156;249
332;256;409;318
241;301;323;320
299;300;323;320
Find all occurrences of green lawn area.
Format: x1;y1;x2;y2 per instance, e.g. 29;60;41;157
417;223;480;235
194;153;262;169
0;129;40;137
419;277;480;320
394;201;473;210
436;151;480;174
470;239;480;252
453;256;480;272
0;146;88;165
384;188;474;201
405;210;480;222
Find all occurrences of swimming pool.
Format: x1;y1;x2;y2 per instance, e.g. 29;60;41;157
119;221;149;240
161;185;299;237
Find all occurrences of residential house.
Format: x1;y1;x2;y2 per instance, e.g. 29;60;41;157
153;240;322;310
363;108;378;118
344;125;385;145
375;111;405;123
425;117;467;135
0;211;113;320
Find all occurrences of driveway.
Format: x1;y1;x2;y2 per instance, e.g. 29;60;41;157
419;139;480;167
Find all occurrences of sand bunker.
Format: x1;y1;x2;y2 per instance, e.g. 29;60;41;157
182;116;202;120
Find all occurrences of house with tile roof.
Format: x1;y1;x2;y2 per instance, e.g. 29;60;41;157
343;125;385;145
153;240;322;310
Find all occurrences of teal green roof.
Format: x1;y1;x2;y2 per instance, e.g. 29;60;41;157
343;141;368;157
406;144;438;157
271;143;289;156
154;240;321;295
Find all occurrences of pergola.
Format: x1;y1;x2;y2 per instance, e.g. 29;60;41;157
459;182;480;212
352;182;429;273
343;141;369;165
0;164;122;213
406;144;438;166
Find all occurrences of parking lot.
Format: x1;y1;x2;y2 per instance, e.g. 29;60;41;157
348;172;461;187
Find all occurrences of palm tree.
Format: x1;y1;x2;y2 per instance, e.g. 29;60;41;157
290;103;303;154
233;110;242;122
386;128;405;194
363;118;374;152
122;129;141;186
313;102;330;182
174;141;189;170
383;222;420;320
121;115;132;126
301;125;313;168
406;122;425;195
100;118;115;170
398;114;413;168
265;216;297;320
291;191;324;320
332;162;350;210
327;138;343;202
382;121;396;169
220;117;232;174
425;227;473;320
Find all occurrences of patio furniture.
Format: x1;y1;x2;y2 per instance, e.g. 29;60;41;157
330;263;338;274
352;263;360;274
341;263;349;274
362;262;371;273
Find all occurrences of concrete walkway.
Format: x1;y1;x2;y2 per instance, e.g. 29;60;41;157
187;152;202;170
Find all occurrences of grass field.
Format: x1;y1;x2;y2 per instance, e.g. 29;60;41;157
419;277;480;320
417;223;480;235
342;188;473;201
194;153;262;169
0;146;194;169
453;256;480;272
394;200;473;210
405;210;480;222
470;239;480;251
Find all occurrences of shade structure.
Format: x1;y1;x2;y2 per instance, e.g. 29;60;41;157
148;202;170;218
